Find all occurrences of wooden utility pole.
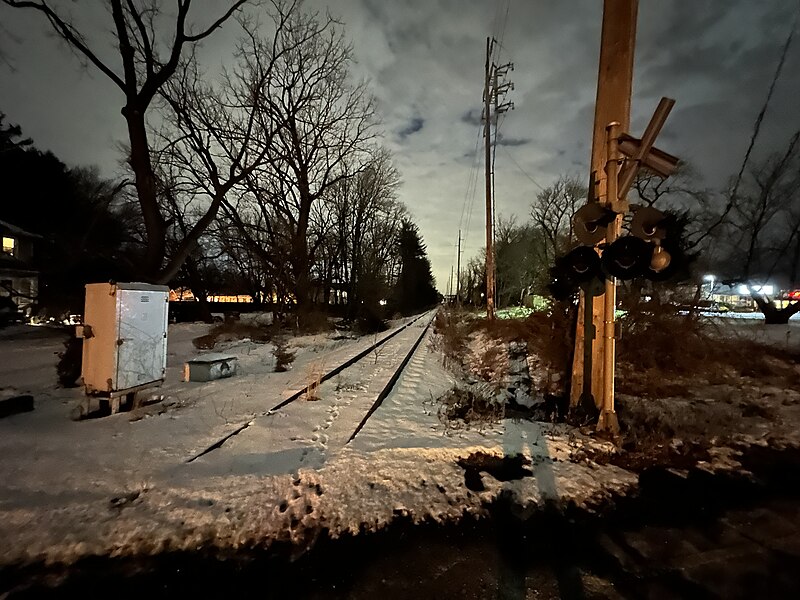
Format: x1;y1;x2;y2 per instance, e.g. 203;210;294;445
484;37;496;320
456;229;462;303
482;37;514;320
570;0;638;428
449;265;454;300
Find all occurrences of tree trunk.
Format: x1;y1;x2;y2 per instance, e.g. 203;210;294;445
753;295;800;325
122;104;165;281
292;235;311;311
183;256;214;324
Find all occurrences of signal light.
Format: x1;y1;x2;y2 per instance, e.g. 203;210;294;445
558;246;602;283
648;245;671;273
601;236;651;280
630;206;668;240
549;247;603;300
572;203;618;246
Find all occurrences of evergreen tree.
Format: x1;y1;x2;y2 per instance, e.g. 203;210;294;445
393;220;438;314
0;113;135;313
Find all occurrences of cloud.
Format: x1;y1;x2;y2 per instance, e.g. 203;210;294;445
397;117;424;139
460;109;483;127
1;0;799;292
496;133;530;147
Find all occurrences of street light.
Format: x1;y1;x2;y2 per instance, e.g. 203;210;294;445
703;274;716;298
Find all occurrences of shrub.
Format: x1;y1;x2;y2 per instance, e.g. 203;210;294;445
432;309;470;370
437;385;503;431
56;334;82;387
272;336;295;372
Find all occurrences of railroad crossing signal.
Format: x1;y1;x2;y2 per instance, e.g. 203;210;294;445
556;97;681;287
558;96;682;434
615;97;680;203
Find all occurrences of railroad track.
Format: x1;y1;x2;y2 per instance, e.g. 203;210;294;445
187;309;438;463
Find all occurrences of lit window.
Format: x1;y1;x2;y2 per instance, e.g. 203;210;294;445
2;237;15;255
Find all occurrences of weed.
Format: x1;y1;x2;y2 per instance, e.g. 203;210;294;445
209;320;274;343
466;304;575;399
304;362;324;401
431;309;471;370
272;336;295;372
475;343;507;382
740;400;778;420
372;332;386;364
192;334;216;350
295;310;334;335
615;303;800;395
437;385;504;431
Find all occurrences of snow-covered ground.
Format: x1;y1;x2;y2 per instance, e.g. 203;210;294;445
0;309;797;569
0;311;636;567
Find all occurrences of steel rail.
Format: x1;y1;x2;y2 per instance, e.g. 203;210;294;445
346;310;436;443
186;309;436;462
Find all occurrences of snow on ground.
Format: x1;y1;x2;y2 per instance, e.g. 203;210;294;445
711;315;800;350
0;310;636;567
1;309;797;568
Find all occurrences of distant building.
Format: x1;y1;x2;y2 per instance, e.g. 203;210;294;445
169;287;254;303
707;284;758;310
0;219;40;314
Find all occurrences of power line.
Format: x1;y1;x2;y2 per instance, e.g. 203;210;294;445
496;0;512;62
692;5;799;249
499;145;546;192
730;6;798;200
459;123;483;251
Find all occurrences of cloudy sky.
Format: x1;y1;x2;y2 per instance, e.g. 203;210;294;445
2;0;799;291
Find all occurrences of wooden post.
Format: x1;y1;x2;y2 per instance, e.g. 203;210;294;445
570;0;638;411
599;122;621;434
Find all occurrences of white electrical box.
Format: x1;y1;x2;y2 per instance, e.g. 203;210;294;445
80;282;169;396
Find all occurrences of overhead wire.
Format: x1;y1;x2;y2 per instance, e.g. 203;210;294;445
500;145;546;192
459;122;484;254
691;4;799;249
458;0;512;266
491;0;512;239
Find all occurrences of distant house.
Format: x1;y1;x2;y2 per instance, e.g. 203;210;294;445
0;219;40;314
168;287;254;303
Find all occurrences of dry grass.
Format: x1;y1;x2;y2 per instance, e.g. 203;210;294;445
468;306;574;371
304;362;324;401
616;305;800;397
475;343;507;383
210;320;274;342
191;310;337;351
192;319;275;350
431;309;472;370
437;385;504;431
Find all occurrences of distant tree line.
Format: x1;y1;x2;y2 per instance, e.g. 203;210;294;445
0;114;138;315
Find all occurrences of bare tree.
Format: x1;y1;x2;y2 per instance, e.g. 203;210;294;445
525;174;587;294
529;175;586;266
1;0;250;282
244;5;379;309
153;2;321;284
326;150;402;315
494;216;539;307
719;132;800;323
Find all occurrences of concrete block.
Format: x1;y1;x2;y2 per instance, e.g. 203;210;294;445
184;353;238;382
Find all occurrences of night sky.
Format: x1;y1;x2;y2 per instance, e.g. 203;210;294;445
2;0;799;291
